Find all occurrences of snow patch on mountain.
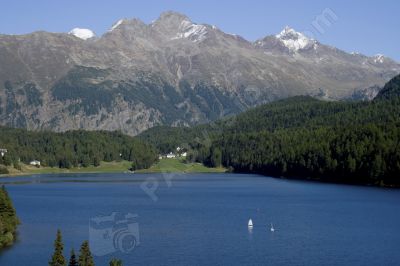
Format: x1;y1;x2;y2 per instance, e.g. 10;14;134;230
276;26;316;52
68;28;95;40
373;54;385;64
110;19;125;31
172;19;208;42
254;40;265;46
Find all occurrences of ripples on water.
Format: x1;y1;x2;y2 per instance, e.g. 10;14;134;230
0;173;399;266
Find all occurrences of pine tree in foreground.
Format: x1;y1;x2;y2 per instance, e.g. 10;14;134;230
78;240;95;266
68;248;78;266
109;258;123;266
49;229;66;266
0;185;20;248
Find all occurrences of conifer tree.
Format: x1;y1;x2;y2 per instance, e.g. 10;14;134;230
49;229;66;266
0;185;19;247
68;248;78;266
78;240;95;266
109;259;123;266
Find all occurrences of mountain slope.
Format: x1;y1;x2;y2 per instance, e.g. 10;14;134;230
0;11;399;135
375;74;400;100
140;74;400;186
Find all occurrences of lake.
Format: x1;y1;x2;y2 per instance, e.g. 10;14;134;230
0;173;400;266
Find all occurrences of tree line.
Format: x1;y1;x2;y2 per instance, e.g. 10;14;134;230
0;129;158;171
0;185;19;248
191;123;400;185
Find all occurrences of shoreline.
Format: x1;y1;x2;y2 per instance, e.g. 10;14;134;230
0;159;227;178
1;161;398;188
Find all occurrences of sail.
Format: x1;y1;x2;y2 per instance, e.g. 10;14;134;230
248;219;253;227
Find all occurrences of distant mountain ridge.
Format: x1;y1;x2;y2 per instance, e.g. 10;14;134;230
0;11;399;135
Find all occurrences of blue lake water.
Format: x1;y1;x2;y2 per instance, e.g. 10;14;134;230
0;173;400;266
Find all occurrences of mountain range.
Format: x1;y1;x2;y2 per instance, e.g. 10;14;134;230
0;11;399;135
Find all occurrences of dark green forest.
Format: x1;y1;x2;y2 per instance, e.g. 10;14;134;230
0;186;19;248
140;74;400;186
0;129;157;170
2;75;400;185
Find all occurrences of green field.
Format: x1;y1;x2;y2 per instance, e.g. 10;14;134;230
3;161;133;176
1;159;226;177
136;158;226;173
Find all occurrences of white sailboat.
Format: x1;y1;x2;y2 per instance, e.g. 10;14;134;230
248;219;253;228
270;223;275;232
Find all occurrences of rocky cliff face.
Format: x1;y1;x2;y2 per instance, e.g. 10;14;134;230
0;11;399;135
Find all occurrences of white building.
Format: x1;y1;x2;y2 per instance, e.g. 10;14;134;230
0;149;7;157
181;152;187;157
30;160;41;166
166;152;176;159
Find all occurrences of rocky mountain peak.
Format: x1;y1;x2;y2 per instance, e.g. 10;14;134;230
102;18;150;43
156;11;191;25
150;11;208;42
107;18;147;32
0;12;399;136
276;26;305;40
109;19;126;31
275;26;316;52
173;21;208;42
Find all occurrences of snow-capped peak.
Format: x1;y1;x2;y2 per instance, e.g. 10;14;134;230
68;28;95;40
276;26;315;52
109;19;125;31
276;26;302;38
373;54;385;64
171;19;208;42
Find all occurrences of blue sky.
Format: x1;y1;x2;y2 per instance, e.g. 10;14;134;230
1;0;399;61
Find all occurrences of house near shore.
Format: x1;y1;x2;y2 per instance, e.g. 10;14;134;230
0;149;7;157
160;148;186;159
30;160;41;166
166;152;176;159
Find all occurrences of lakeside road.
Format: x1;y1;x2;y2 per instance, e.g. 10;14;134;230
0;159;226;177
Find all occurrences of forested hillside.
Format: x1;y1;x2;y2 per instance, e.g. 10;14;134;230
0;129;157;170
0;186;19;248
140;74;400;186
